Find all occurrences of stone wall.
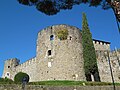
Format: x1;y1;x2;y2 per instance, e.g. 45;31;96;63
93;40;110;51
2;24;120;83
2;58;19;79
0;85;120;90
14;57;37;82
2;57;37;82
96;50;120;82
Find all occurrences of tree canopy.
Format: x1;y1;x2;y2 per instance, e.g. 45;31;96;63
17;0;120;21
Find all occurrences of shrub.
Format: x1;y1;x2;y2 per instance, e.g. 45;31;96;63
0;77;13;84
55;28;68;40
14;72;29;83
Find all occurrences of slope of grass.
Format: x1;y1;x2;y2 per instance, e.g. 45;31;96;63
28;80;120;86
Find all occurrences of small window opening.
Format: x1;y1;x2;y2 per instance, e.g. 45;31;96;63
51;26;52;29
15;65;18;67
8;66;10;68
70;36;72;40
7;73;9;76
48;50;51;56
50;35;54;41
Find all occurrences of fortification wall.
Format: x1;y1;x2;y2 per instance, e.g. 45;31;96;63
14;57;37;82
2;24;120;83
93;40;110;51
96;50;120;82
2;57;37;82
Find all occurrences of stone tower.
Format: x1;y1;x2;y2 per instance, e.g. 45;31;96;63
2;58;19;79
35;24;86;81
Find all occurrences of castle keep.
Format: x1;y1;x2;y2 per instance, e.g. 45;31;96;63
2;24;120;82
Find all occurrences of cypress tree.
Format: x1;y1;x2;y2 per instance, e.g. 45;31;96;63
82;13;100;81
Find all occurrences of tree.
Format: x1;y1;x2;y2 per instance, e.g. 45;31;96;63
17;0;120;22
82;13;100;81
14;72;29;83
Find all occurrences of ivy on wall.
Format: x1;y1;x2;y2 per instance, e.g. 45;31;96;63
55;27;68;40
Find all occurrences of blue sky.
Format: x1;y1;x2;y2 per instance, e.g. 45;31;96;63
0;0;120;77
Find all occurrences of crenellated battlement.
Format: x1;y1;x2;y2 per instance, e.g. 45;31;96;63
19;57;36;66
93;39;110;51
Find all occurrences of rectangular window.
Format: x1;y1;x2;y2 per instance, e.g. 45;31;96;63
48;50;51;56
50;35;54;41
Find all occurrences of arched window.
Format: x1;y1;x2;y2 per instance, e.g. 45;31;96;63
48;50;51;56
50;35;54;41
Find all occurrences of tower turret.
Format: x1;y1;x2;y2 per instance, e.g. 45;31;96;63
2;58;19;79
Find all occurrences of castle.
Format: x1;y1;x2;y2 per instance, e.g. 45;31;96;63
2;24;120;82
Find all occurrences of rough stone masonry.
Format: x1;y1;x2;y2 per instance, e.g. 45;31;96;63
2;24;120;82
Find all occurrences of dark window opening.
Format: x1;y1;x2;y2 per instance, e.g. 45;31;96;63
50;35;54;41
51;26;52;29
15;65;18;67
47;71;48;73
70;36;72;40
8;66;10;68
48;50;51;56
7;73;9;76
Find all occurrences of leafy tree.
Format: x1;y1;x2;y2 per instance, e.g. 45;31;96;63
17;0;120;22
14;72;29;83
82;13;100;81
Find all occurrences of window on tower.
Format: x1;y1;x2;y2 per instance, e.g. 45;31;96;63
50;35;54;41
69;36;72;40
48;50;51;56
8;66;10;68
7;73;9;76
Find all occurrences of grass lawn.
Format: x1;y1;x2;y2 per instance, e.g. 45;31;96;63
28;80;120;86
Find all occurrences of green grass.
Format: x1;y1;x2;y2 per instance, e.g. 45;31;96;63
1;79;120;86
29;80;84;86
28;80;120;86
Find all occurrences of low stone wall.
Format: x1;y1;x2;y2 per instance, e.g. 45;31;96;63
0;85;120;90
